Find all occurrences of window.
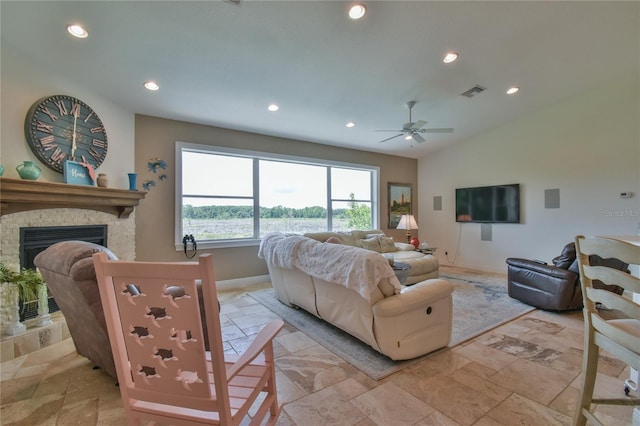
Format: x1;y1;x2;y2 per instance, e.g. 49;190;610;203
176;142;378;248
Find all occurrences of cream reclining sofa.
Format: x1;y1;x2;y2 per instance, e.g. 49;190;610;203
304;230;439;285
258;232;453;360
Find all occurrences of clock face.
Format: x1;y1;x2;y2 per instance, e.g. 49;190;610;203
24;95;108;173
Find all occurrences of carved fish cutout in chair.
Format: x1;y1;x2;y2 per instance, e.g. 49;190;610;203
92;252;284;426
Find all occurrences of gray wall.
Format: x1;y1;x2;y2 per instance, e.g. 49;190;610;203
134;115;417;279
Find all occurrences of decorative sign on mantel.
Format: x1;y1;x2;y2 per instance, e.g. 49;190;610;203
63;160;95;186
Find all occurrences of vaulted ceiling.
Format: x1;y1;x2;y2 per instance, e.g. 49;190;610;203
2;1;638;158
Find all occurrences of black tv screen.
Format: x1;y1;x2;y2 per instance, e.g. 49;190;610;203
455;184;520;223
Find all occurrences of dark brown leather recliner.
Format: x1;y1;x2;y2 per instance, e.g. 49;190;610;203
506;243;626;311
34;241;212;380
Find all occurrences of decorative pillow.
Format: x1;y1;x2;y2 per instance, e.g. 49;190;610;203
360;237;382;252
365;232;385;240
325;237;342;244
379;236;397;253
352;230;383;241
337;232;357;246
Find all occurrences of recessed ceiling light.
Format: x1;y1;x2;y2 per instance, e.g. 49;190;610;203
346;122;356;128
144;81;160;91
506;86;520;95
267;104;279;112
67;24;88;39
443;52;458;63
348;4;366;20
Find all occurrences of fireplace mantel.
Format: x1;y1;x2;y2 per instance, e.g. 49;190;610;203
0;177;146;218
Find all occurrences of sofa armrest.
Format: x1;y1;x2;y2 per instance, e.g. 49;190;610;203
394;242;415;252
372;278;453;360
506;258;576;281
372;279;453;317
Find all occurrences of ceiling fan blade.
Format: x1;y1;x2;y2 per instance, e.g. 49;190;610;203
411;120;427;130
374;101;453;142
411;133;426;143
378;133;404;143
420;128;454;134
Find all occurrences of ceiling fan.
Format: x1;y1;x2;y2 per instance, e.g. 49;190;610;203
376;101;453;143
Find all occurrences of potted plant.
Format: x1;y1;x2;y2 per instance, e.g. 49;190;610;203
0;262;15;285
1;263;41;305
1;262;48;331
1;262;28;335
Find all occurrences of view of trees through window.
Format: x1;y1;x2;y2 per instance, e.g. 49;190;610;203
179;146;376;242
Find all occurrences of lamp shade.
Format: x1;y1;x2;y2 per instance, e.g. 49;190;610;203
396;214;418;230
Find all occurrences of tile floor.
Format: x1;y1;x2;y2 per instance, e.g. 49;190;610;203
0;277;636;425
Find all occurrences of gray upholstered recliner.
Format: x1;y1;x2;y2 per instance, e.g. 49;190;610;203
34;241;120;379
34;241;212;381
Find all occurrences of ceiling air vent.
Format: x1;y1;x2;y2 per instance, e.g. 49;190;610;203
461;85;486;98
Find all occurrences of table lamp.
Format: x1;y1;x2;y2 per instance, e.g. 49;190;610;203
396;214;419;244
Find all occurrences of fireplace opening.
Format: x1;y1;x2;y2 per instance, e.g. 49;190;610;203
19;224;108;321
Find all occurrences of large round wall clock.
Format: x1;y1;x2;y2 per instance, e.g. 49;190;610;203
24;94;108;173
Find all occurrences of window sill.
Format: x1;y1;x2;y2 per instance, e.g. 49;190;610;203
174;238;261;251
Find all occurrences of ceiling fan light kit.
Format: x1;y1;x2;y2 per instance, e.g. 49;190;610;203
411;133;425;143
376;100;453;144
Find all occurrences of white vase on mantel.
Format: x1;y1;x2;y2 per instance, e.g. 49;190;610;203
1;283;26;336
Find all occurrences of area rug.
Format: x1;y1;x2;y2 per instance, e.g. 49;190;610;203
249;267;534;380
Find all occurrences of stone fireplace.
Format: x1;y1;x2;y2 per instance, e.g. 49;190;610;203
1;209;136;266
0;177;144;360
1;208;136;323
0;177;144;266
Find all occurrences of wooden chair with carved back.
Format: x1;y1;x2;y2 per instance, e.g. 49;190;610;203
573;235;639;426
92;252;284;425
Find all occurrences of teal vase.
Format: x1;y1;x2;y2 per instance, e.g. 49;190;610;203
0;165;4;176
128;173;137;190
16;161;41;180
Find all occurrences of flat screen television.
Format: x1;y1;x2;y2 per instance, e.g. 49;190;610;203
455;184;520;223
